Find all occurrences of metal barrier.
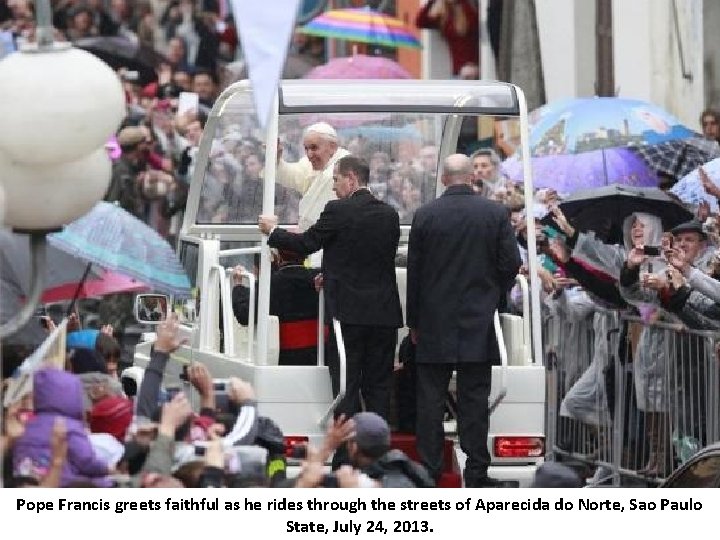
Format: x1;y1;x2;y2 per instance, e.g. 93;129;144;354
544;309;720;486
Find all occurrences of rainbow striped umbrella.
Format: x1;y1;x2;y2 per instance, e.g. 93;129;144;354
299;8;421;50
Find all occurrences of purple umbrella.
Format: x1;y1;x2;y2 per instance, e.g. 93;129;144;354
500;147;659;196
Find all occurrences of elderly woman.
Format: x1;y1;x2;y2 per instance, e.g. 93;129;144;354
552;209;675;477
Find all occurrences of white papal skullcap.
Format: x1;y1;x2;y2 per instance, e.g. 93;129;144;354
304;122;338;141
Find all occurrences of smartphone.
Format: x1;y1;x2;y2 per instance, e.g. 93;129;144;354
214;379;231;414
224;445;268;485
178;91;199;116
643;246;661;256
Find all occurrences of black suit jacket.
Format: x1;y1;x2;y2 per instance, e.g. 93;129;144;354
407;184;521;363
268;189;403;328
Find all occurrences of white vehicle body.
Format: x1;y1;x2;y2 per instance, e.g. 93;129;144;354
134;80;545;486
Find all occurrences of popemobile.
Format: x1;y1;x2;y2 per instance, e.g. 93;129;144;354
132;79;546;487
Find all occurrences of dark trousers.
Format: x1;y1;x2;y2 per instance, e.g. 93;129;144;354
327;323;397;421
416;362;492;483
327;324;397;470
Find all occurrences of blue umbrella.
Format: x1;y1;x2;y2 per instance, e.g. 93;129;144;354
670;156;720;212
48;202;191;298
529;97;695;157
501;147;658;196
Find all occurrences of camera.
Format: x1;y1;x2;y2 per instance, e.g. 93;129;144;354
643;245;661;256
214;379;231;414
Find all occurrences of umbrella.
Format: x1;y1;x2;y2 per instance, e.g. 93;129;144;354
501;147;658;195
74;36;166;86
547;184;693;244
299;8;421;49
48;202;192;298
40;270;149;304
528;97;696;157
304;53;412;79
670;156;720;212
628;137;720;179
0;231;103;345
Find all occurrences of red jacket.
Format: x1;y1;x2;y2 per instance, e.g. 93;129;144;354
415;0;479;75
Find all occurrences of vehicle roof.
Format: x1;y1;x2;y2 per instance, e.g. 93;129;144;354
216;79;520;117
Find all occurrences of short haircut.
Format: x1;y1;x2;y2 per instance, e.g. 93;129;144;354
96;333;121;362
700;109;720;123
193;67;219;86
471;147;501;167
336;155;370;185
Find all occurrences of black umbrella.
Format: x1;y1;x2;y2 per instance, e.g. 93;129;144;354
628;137;720;180
74;37;167;86
545;184;694;244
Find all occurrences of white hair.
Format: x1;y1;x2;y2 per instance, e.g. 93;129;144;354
303;122;338;142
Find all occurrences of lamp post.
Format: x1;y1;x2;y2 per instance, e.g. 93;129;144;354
0;0;126;338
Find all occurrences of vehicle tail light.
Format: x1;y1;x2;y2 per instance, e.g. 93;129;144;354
284;436;309;458
494;436;544;458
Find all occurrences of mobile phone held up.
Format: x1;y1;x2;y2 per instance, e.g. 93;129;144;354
643;245;661;257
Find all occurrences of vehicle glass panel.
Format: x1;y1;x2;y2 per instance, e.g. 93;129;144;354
195;92;521;228
178;240;199;288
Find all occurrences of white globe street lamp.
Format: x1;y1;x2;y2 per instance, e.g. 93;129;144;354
0;0;125;338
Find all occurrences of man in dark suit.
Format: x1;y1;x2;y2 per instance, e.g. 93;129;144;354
258;156;403;421
407;153;521;487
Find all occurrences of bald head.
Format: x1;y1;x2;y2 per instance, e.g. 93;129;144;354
441;153;473;186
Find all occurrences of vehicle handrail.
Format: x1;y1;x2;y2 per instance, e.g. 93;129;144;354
200;264;221;352
225;267;256;361
219;246;261;258
320;316;347;428
317;288;325;367
515;273;533;364
489;309;508;414
206;264;236;357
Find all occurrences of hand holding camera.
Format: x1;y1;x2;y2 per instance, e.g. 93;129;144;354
626;247;647;269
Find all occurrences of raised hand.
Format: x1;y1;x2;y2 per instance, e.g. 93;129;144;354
548;238;570;264
699;167;720;198
626;247;647;269
228;377;255;403
154;313;186;354
548;205;575;237
665;247;690;274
